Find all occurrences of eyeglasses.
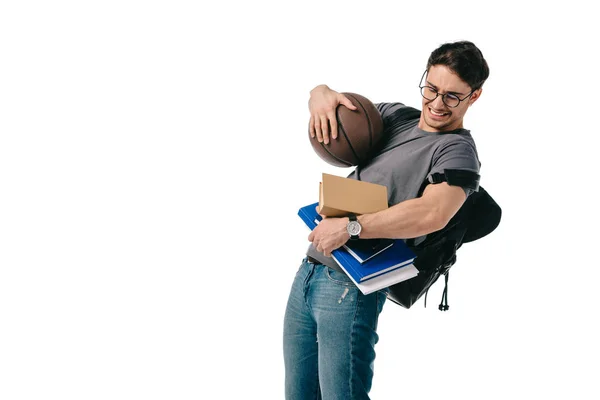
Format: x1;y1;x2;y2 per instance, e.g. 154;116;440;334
418;70;474;108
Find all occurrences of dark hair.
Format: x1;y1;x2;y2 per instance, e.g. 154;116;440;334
427;41;489;90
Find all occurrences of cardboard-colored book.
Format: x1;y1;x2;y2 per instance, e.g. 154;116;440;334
318;173;388;217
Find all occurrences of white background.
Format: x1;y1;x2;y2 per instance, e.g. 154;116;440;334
1;1;599;399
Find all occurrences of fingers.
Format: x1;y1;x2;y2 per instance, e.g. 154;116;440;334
311;95;354;144
311;236;329;256
310;237;331;257
311;113;334;144
308;109;333;144
319;115;330;144
308;231;323;254
327;110;337;140
308;89;348;144
340;95;357;111
309;90;349;144
314;115;323;143
317;243;326;255
310;235;322;253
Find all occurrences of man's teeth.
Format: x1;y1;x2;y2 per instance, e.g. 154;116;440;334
430;109;447;116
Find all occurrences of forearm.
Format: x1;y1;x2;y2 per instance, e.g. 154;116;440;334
357;197;443;240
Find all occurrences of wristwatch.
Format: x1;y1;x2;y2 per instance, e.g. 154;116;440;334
346;214;362;240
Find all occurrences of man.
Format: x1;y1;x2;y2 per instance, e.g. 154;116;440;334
283;41;489;399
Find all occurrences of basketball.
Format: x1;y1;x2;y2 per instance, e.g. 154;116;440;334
309;92;384;167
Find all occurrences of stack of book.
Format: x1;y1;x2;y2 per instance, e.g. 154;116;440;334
298;202;419;295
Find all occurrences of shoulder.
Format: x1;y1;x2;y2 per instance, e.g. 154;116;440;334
432;132;480;170
436;130;478;153
375;102;406;115
375;102;421;128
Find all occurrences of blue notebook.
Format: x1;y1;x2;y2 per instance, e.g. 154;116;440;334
298;202;417;283
342;238;394;264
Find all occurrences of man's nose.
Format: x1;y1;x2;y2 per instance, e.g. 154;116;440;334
431;94;446;109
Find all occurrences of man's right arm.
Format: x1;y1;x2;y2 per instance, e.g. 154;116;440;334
308;85;357;145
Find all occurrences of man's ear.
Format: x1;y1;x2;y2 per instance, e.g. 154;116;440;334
469;88;482;106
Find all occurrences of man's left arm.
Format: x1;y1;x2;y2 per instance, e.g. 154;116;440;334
308;182;466;256
357;181;466;239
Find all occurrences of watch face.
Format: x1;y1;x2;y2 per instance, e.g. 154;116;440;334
347;221;361;236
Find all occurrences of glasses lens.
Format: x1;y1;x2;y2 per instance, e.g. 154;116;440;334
421;86;437;101
443;94;460;107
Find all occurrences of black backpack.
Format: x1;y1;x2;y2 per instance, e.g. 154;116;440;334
363;105;502;311
387;181;501;310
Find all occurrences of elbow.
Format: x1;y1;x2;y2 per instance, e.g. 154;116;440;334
428;210;450;234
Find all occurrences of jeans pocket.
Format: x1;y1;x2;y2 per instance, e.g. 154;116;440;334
325;267;354;286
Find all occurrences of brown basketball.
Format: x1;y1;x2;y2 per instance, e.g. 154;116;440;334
309;92;384;167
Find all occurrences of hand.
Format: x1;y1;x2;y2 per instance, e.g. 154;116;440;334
308;215;350;257
308;85;357;145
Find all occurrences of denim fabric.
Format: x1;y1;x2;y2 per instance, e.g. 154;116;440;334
283;259;387;400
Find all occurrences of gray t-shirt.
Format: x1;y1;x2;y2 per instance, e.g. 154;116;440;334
306;102;480;272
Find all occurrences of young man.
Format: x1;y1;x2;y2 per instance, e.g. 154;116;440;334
283;41;489;399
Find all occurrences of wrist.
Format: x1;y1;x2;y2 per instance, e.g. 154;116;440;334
356;214;370;239
342;216;350;238
311;84;331;94
346;214;361;240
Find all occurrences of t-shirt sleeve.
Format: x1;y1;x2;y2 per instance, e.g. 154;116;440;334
375;102;407;124
375;102;422;132
429;139;481;197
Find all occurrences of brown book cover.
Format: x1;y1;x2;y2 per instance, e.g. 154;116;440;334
318;173;388;217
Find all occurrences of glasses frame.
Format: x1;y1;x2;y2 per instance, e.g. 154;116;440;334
418;70;474;108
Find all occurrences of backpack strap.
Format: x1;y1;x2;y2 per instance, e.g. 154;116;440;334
439;272;450;311
429;169;480;192
425;271;451;310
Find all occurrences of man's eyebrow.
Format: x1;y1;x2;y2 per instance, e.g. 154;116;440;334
426;80;465;96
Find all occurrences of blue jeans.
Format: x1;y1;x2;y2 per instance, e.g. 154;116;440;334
283;259;387;400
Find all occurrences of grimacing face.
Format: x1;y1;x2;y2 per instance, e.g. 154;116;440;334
418;64;482;133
